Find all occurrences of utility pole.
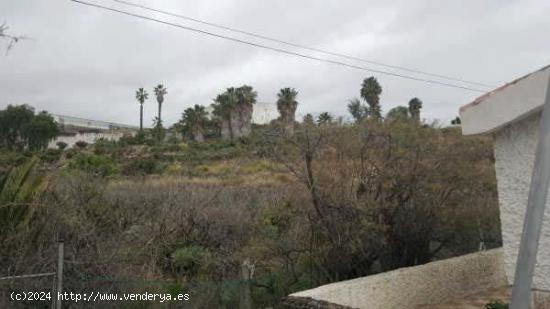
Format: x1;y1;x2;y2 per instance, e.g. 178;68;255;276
55;240;64;309
510;73;550;309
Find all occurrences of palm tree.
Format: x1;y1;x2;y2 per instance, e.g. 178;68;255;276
234;85;257;137
181;105;209;142
135;88;149;131
212;86;256;140
386;106;409;120
153;84;168;127
303;113;314;125
317;112;333;125
360;77;382;119
212;88;237;140
347;98;366;122
408;97;423;123
276;88;299;135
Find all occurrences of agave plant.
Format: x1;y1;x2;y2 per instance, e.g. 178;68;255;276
0;157;47;235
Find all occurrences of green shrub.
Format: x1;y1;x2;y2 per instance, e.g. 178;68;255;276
486;301;508;309
64;148;77;159
164;162;183;175
75;141;88;149
93;138;119;155
121;157;164;175
56;141;68;150
172;245;211;276
68;153;118;177
181;140;244;163
119;132;146;145
39;148;62;163
0;150;27;170
151;142;180;153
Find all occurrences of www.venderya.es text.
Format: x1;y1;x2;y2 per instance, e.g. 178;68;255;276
11;291;190;303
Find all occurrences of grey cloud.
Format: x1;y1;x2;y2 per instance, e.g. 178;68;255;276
1;0;549;126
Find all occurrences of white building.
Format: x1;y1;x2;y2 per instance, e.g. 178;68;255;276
252;102;279;124
204;102;279;125
49;114;137;148
460;65;550;296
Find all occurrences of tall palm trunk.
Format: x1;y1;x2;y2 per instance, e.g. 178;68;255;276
139;104;143;131
158;103;162;126
228;112;235;140
412;111;420;123
193;126;205;142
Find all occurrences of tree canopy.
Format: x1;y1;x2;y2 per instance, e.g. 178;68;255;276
347;98;366;122
408;97;423;123
211;85;257;140
0;104;59;150
360;77;382;119
386;106;409;120
277;88;299;135
179;104;209;141
317;112;333;125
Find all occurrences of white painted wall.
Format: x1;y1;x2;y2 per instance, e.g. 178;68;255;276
253;102;279;124
494;112;550;291
205;102;279;125
48;131;126;148
290;249;507;309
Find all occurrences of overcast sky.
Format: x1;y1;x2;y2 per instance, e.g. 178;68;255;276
1;0;550;126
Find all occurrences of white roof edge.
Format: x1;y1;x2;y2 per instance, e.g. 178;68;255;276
459;65;550;135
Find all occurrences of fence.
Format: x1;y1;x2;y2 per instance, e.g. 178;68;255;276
0;241;63;309
0;242;264;309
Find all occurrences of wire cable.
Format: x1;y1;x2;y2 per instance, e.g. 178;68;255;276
108;0;495;89
70;0;488;93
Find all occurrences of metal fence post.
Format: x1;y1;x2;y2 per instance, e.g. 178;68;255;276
56;240;64;309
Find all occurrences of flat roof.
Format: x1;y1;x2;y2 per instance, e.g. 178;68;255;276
53;114;138;130
459;65;550;135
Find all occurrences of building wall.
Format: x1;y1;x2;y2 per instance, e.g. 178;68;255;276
252;102;279;124
53;114;137;131
287;249;507;309
204;102;279;125
48;131;126;148
494;112;550;291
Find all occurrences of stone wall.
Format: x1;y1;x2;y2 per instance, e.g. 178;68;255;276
284;249;507;309
494;112;550;291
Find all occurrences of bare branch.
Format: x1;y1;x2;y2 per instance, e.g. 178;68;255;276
0;22;28;54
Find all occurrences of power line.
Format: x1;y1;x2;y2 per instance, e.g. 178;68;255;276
108;0;494;89
70;0;487;93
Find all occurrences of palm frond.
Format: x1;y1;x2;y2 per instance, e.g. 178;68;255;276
0;156;39;204
0;156;46;234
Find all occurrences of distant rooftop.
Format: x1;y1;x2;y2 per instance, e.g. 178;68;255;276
52;114;138;131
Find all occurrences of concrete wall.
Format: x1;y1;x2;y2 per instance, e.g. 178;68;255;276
494;112;550;290
48;131;126;148
288;249;507;309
